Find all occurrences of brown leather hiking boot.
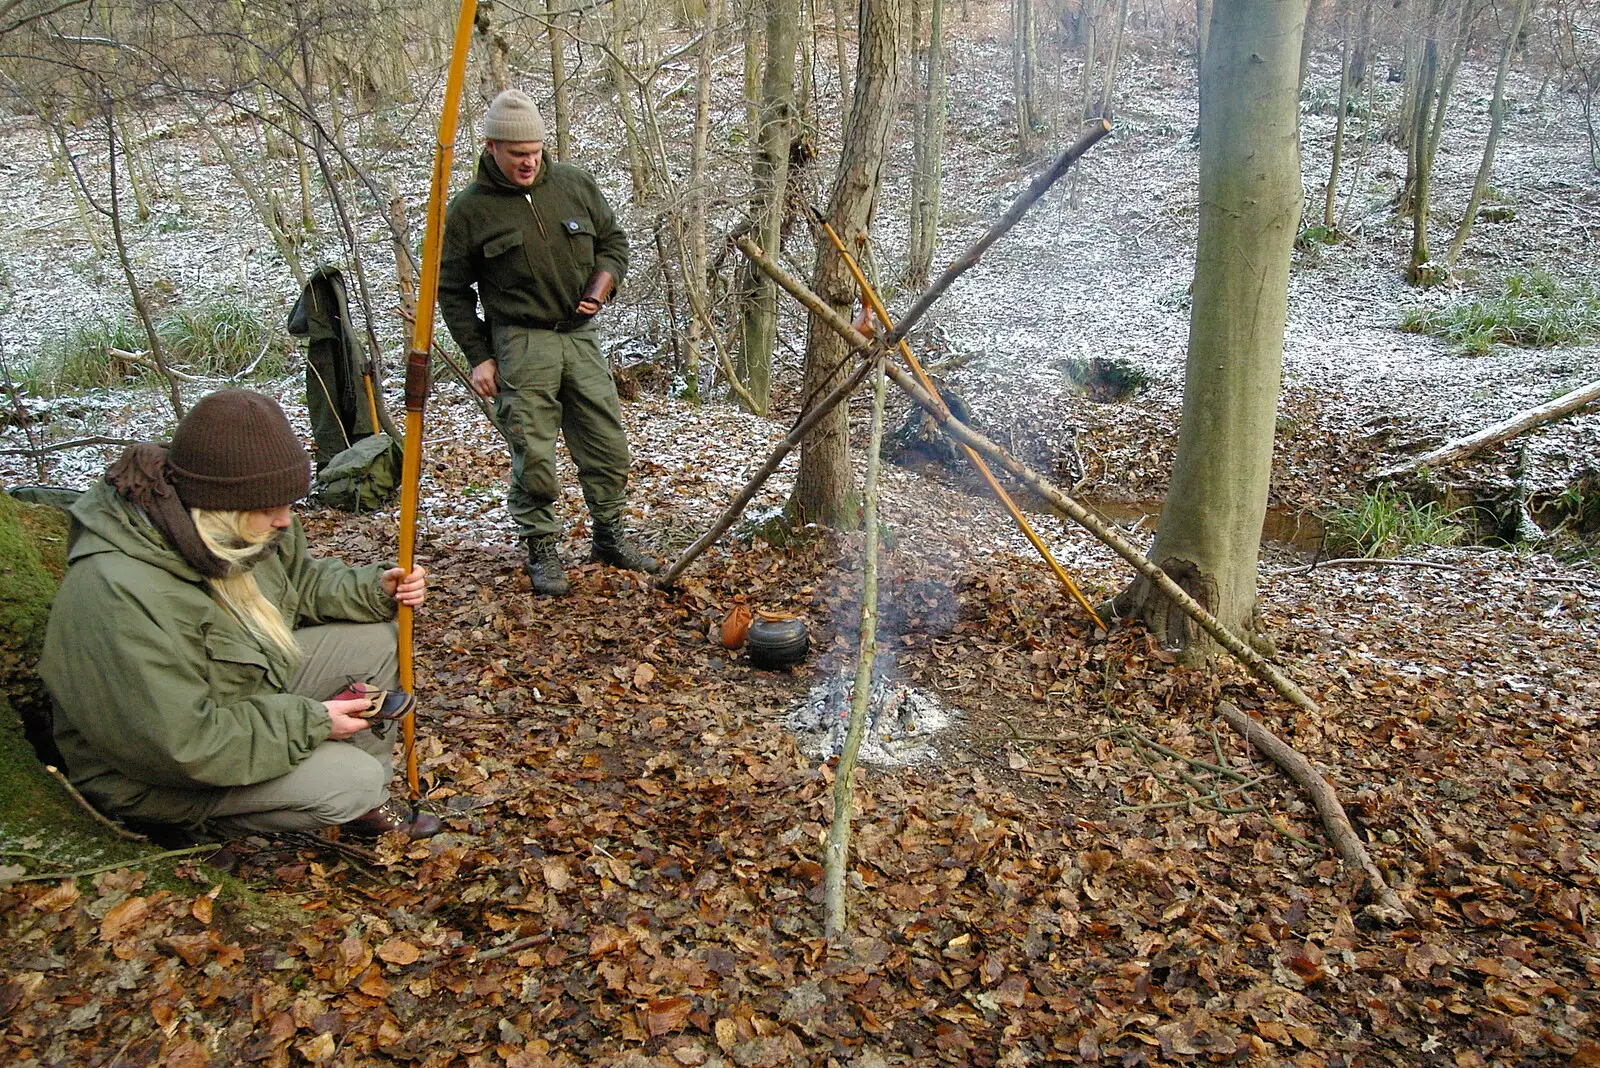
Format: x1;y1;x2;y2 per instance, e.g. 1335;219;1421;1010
342;800;442;841
524;536;572;596
590;524;659;574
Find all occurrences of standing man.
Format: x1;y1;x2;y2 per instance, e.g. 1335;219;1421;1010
439;88;656;597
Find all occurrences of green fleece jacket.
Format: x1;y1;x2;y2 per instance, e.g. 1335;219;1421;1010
38;482;396;825
438;150;631;368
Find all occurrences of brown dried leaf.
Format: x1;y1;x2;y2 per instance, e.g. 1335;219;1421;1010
191;885;220;925
646;996;693;1037
99;896;150;943
376;938;421;966
165;1039;208;1067
295;1032;337;1064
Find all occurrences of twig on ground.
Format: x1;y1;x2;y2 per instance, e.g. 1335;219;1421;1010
44;765;148;841
1214;701;1413;923
2;843;220;884
1272;557;1463;576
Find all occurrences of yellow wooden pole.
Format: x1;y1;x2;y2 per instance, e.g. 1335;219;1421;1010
398;0;479;798
822;223;1107;630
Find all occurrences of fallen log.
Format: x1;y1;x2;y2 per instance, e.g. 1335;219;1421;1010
1373;377;1600;480
1215;701;1412;923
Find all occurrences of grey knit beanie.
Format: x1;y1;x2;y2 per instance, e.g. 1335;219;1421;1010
483;90;547;144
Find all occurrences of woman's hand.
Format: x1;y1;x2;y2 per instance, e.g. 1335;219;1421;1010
324;699;373;740
382;565;427;607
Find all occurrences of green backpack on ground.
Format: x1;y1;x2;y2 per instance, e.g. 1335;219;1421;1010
314;433;402;512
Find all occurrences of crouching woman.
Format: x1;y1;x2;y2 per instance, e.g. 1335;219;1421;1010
39;389;439;842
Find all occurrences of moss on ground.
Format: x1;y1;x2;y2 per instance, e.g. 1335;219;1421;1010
0;493;210;889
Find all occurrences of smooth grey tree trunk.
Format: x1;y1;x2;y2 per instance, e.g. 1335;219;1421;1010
1324;10;1353;228
1445;0;1529;268
1112;0;1303;657
735;0;800;415
789;0;901;526
548;0;572;160
906;0;945;288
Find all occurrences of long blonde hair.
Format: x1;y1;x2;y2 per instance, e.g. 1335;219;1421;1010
191;509;302;664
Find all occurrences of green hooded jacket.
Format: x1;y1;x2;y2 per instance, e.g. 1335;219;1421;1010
38;482;396;825
438;149;630;368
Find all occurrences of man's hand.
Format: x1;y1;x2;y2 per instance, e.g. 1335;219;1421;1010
324;699;373;740
382;565;427;607
575;298;602;318
470;359;499;398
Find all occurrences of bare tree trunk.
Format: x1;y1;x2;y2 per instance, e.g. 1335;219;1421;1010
1013;0;1041;151
609;0;652;201
475;0;511;98
906;0;945;288
1324;10;1353;228
682;0;726;400
830;0;852;109
1194;0;1210;138
1299;0;1325;96
548;0;572;160
789;0;901;526
735;0;800;415
1099;0;1129;120
1404;15;1440;281
1445;0;1529;268
290;111;317;233
1112;0;1302;658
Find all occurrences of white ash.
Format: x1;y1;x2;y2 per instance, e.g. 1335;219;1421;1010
787;673;954;767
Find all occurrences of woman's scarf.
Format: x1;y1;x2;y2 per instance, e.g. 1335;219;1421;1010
105;443;231;579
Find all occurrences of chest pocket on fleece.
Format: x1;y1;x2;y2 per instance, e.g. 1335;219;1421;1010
480;229;529;290
561;218;596;271
203;628;282;695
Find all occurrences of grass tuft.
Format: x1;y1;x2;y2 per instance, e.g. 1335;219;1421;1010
22;319;148;395
157;298;281;378
1320;485;1467;558
1399;270;1600;354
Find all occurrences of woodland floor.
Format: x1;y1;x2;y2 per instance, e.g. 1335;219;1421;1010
2;11;1600;1068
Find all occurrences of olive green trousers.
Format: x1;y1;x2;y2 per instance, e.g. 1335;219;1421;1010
206;622;399;834
490;324;630;540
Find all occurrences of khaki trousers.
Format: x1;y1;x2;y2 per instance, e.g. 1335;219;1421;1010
490;324;630;539
206;621;399;834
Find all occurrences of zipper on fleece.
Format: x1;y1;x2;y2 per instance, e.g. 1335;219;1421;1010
524;193;548;238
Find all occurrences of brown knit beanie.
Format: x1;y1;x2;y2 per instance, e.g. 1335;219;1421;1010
167;390;311;511
483;89;547;144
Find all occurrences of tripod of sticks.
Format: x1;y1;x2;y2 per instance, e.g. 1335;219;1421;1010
656;120;1411;933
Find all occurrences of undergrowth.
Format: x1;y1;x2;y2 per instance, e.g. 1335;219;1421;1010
157;298;279;377
1399;269;1600;354
1321;484;1467;558
1063;355;1150;402
22;319;147;395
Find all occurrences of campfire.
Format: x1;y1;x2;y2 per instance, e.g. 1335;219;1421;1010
787;666;954;767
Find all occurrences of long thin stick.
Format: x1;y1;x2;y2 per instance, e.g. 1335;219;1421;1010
654;353;878;588
822;222;1106;629
1215;701;1410;922
396;0;480;799
877;119;1113;351
823;356;887;942
44;765;147;842
739;241;1321;717
3;843;221;885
